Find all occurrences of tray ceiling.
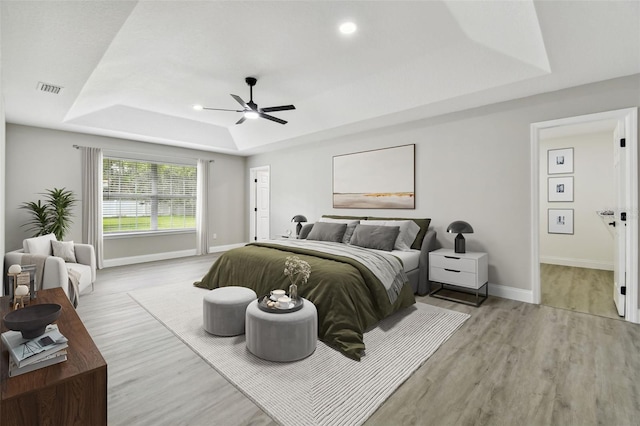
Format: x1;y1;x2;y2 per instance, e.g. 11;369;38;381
2;1;638;155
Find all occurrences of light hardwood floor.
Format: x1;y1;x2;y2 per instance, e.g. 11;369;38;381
76;256;640;426
540;263;620;320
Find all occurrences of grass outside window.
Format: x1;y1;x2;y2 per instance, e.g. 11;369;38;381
104;216;196;233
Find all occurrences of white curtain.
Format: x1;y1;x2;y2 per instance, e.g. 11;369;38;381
196;159;210;255
81;147;104;269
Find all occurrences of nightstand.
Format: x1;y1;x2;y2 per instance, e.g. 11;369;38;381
429;248;488;307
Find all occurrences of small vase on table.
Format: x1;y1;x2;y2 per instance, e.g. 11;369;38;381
289;283;298;301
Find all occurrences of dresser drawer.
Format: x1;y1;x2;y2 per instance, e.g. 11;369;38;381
430;267;479;288
429;253;476;273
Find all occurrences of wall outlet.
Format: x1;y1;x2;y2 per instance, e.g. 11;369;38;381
213;233;217;239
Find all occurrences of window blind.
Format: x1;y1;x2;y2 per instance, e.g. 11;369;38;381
103;158;197;233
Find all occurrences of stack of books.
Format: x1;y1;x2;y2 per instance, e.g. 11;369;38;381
1;324;68;377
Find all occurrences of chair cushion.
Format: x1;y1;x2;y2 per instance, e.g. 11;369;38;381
52;240;77;263
66;263;93;294
23;233;57;256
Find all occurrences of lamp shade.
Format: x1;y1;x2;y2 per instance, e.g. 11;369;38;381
291;215;308;223
446;221;474;234
446;220;474;253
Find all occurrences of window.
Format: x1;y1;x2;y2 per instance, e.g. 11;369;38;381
103;158;197;234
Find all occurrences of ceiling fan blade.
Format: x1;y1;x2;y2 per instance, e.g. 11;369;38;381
202;107;244;112
235;116;247;125
261;105;296;113
260;113;287;125
231;94;249;109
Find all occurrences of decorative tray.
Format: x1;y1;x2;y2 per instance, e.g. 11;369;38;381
257;295;304;314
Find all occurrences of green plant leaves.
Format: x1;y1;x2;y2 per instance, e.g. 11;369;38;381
20;187;77;240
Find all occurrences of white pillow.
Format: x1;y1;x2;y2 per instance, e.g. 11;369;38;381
360;220;420;251
319;217;360;243
23;233;57;256
52;240;77;263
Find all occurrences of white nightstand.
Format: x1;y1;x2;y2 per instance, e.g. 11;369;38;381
429;248;489;306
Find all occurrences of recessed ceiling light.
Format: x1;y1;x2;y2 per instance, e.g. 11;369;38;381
339;22;357;35
244;110;259;120
192;104;203;111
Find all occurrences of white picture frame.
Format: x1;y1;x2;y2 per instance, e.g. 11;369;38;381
548;209;574;234
548;176;574;202
548;147;574;174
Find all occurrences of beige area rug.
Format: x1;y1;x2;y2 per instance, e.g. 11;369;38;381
129;283;469;426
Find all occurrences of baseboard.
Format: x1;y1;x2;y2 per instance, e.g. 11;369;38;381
539;256;614;271
103;249;198;268
488;282;534;304
208;243;247;253
102;243;248;268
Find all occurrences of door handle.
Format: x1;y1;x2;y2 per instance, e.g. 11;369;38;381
609;221;616;227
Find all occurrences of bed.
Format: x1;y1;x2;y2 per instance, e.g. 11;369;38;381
194;216;436;360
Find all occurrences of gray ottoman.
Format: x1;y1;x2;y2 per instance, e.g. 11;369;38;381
245;298;317;362
203;286;257;336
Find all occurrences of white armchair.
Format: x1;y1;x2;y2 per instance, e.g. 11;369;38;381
4;233;96;301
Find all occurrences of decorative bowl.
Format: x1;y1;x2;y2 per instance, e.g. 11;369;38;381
3;304;62;339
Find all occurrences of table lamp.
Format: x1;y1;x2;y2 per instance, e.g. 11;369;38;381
291;215;308;237
447;220;474;253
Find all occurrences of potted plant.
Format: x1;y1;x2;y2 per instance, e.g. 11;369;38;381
21;187;77;241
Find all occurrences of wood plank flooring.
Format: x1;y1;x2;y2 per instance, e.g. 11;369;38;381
540;263;620;320
76;255;640;425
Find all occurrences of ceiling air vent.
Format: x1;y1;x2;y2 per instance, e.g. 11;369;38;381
36;81;63;94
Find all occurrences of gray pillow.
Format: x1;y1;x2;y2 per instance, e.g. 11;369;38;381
298;223;314;239
306;222;347;243
52;240;77;263
349;224;400;251
318;217;360;243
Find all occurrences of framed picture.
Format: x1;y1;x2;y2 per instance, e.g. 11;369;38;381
548;148;574;174
548;176;574;202
333;144;415;209
548;209;574;234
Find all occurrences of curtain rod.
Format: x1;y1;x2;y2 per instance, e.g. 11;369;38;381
72;144;215;162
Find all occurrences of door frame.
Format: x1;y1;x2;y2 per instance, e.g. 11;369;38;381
530;107;638;323
249;165;270;242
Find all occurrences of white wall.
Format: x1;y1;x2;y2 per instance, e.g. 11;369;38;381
5;124;246;263
247;74;640;301
0;4;5;293
539;132;614;270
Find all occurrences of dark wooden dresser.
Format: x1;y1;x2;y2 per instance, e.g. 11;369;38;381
1;288;107;425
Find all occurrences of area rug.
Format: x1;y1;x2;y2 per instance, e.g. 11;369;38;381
129;283;469;426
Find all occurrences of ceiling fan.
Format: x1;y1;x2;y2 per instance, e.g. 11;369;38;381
196;77;295;125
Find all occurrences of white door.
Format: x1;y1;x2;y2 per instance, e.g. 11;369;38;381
613;120;626;317
255;169;270;241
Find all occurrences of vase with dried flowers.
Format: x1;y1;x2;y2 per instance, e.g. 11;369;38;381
284;255;311;300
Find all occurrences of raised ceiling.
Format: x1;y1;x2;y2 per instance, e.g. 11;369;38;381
2;1;639;155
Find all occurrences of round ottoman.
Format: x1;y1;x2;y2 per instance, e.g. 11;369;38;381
245;298;317;362
203;286;257;336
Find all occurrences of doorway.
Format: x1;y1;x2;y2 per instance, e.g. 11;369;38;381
530;108;638;324
249;166;270;242
539;129;618;319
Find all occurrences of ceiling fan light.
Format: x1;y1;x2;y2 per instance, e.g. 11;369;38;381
339;21;357;35
244;110;259;119
192;104;203;111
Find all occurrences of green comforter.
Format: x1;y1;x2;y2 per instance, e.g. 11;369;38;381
194;242;416;360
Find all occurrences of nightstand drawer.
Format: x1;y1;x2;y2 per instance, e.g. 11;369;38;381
430;267;478;289
429;254;476;273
